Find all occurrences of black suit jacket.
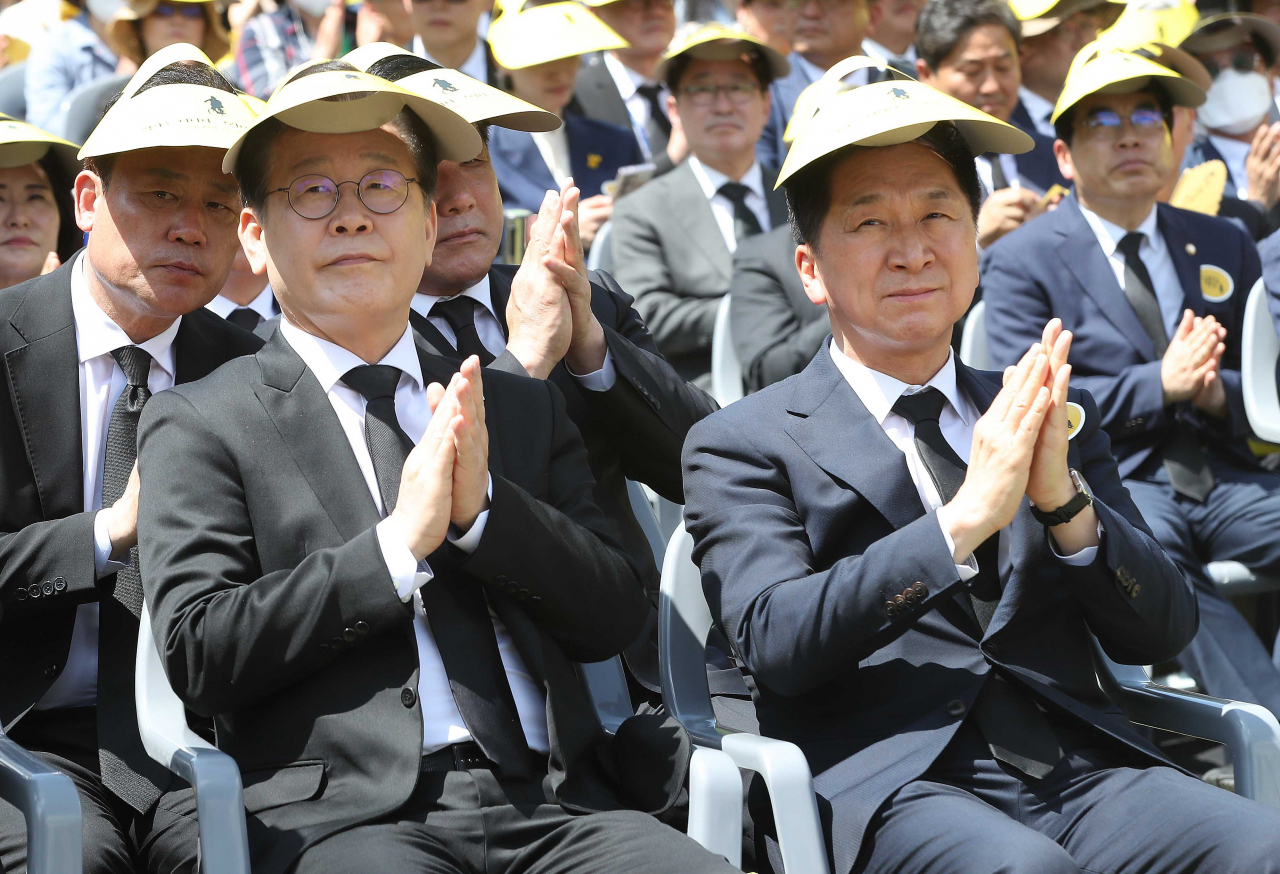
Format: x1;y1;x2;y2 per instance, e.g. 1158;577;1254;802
0;257;262;804
410;266;718;688
729;225;828;392
982;196;1262;480
138;329;678;874
612;161;790;387
681;346;1197;874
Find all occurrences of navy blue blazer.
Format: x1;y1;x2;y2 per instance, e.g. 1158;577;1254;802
982;195;1262;480
488;113;643;213
1008;129;1068;195
1253;227;1280;390
755;54;811;172
682;347;1195;874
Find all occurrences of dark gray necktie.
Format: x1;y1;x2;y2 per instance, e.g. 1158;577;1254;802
433;297;497;366
636;82;671;146
892;388;1066;780
101;346;152;613
341;365;531;777
1115;234;1215;502
983;152;1009;192
718;182;764;244
226;308;261;332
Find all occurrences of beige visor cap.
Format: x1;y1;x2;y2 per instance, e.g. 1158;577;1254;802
1098;0;1200;52
777;79;1033;188
78;42;258;161
784;55;914;144
1052;42;1206;124
653;23;790;83
0;114;81;177
488;2;628;69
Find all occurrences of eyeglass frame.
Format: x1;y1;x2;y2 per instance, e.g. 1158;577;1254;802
266;170;423;220
1078;105;1169;139
151;2;207;18
677;81;764;107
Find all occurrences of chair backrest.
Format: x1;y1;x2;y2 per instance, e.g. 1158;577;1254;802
57;74;129;145
0;63;26;121
579;657;633;734
658;525;722;746
1242;277;1280;443
135;602;217;768
711;295;745;407
959;299;989;369
586;220;615;273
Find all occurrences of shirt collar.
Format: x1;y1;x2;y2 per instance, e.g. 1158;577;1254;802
413;35;487;83
603;50;650;101
792;51;831;85
688;155;765;202
861;38;914;65
278;317;424;394
828;339;974;428
70;252;179;377
1017;87;1054;125
1077;199;1159;259
205;285;276;320
410;272;495;321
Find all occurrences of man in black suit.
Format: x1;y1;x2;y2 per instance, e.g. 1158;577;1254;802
138;64;737;874
0;47;262;874
683;76;1280;874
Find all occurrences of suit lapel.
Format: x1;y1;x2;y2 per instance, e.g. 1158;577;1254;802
1158;205;1202;315
487;267;513;337
1053;197;1158;360
252;331;381;543
784;346;927;530
3;270;83;517
762;166;789;229
491;129;559;196
172;309;232;385
670;163;733;282
408;306;454;356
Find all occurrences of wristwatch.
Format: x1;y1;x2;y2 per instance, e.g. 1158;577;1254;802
1030;469;1094;527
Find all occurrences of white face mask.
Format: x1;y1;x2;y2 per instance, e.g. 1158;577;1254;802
85;0;124;24
1198;68;1274;136
293;0;334;18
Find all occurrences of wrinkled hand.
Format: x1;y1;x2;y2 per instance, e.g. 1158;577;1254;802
443;356;490;531
506;183;577;379
388;377;457;561
1162;310;1225;404
937;344;1053;561
976;187;1041;249
1024;319;1075;511
104;463;140;557
1245;122;1280;210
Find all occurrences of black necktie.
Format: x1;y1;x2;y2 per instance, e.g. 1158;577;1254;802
636;82;672;149
892;388;1066;780
1115;234;1215;502
226;308;261;332
101;346;152;615
433;297;497;366
983;152;1009;192
718;182;764;245
341;365;531;777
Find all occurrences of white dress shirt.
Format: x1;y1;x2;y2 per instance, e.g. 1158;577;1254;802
410;274;616;390
1017;86;1056;139
277;318;550;754
1078;202;1185;339
603;50;666;159
35;253;182;710
530;124;572;188
975;152;1023;197
204;285;278;323
1207;134;1250;201
827;341;1097;574
861;38;915;68
413;34;489;84
687;156;771;252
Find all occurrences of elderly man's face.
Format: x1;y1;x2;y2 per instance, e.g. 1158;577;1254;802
799;142;976;362
421;141;504;296
77;146;241;319
918;23;1020;122
671;58;771;166
1057;91;1171;208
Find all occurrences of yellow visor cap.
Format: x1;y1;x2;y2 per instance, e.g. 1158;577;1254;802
1013;0;1109;38
346;42;560;132
222;64;481;173
488;2;627;70
0;113;80;174
783;55;914;144
653;23;790;83
78;43;257;161
1099;0;1200;51
777;79;1033;188
1052;43;1205;124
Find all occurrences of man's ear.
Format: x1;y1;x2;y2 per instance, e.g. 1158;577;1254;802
1053;138;1075;182
74;170;102;234
423;198;439;267
664;92;679;129
914;58;932;83
239;207;269;275
797;242;827;306
866;0;882;32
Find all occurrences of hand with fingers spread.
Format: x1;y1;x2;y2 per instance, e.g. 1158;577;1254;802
1245;122;1280;210
387;378;457;561
447;356;490;531
506;184;576;379
937;344;1054;561
1162;310;1227;405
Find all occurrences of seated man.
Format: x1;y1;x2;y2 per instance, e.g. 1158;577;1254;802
1009;0;1108;139
136;63;739;874
916;0;1069;250
683;75;1280;874
983;47;1280;718
613;25;788;389
0;45;262;874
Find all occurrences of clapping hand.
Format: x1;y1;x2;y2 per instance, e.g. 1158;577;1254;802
1162;310;1226;412
506;184;578;379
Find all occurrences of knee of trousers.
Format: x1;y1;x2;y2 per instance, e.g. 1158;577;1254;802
984;832;1080;874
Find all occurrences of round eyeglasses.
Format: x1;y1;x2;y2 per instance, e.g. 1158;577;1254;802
267;170;421;220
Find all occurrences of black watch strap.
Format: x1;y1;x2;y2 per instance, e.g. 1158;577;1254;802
1030;489;1092;527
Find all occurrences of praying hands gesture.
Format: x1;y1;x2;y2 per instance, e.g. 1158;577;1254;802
1161;309;1228;418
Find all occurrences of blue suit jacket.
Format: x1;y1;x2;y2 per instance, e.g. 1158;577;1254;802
1253;228;1280;390
488;113;643;213
981;195;1262;479
1010;129;1068;195
681;347;1195;874
755;54;811;171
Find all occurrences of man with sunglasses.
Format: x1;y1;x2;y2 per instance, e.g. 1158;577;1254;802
983;47;1280;724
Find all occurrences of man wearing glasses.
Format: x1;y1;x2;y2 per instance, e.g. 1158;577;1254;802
983;48;1280;726
613;25;789;388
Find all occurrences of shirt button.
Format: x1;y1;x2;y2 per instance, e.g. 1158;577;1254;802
401;687;417;708
947;699;966;717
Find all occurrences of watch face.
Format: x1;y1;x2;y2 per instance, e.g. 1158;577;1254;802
1069;468;1094;501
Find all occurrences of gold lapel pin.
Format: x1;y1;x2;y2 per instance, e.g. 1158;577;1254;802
1186;243;1197;255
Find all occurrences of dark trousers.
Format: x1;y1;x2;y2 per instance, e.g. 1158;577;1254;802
293;762;739;874
854;718;1280;874
1125;457;1280;717
0;708;196;874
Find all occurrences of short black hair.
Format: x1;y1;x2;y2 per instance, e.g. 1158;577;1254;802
1052;82;1175;146
784;121;982;248
84;61;239;188
664;47;776;94
915;0;1020;71
366;53;443;82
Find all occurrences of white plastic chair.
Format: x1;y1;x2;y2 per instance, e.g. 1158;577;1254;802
0;728;81;874
711;296;746;407
1242;277;1280;443
958;299;989;370
659;526;831;874
586;220;614;273
136;603;251;874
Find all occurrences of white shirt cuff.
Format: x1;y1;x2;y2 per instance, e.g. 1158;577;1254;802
565;348;617;392
376;517;434;602
447;474;492;553
1050;522;1103;567
93;510;126;577
938;516;979;582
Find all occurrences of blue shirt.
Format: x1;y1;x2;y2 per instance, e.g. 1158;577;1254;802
24;13;117;132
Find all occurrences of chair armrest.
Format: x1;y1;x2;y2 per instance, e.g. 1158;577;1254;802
0;733;82;874
579;658;632;736
687;746;744;868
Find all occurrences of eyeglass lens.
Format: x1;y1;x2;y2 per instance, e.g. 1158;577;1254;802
680;83;760;107
287;170;413;219
1084;107;1165;134
153;3;206;17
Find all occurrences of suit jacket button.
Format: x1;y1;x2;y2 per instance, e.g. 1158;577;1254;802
913;583;928;598
885;601;898;617
15;587;26;600
947;699;966;717
401;687;417;708
893;594;907;609
1130;584;1140;598
44;664;59;679
320;644;331;653
494;575;509;585
53;577;66;592
355;621;370;635
342;628;357;643
41;582;54;597
331;637;344;649
516;588;532;601
503;581;519;594
27;583;40;599
903;589;917;605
